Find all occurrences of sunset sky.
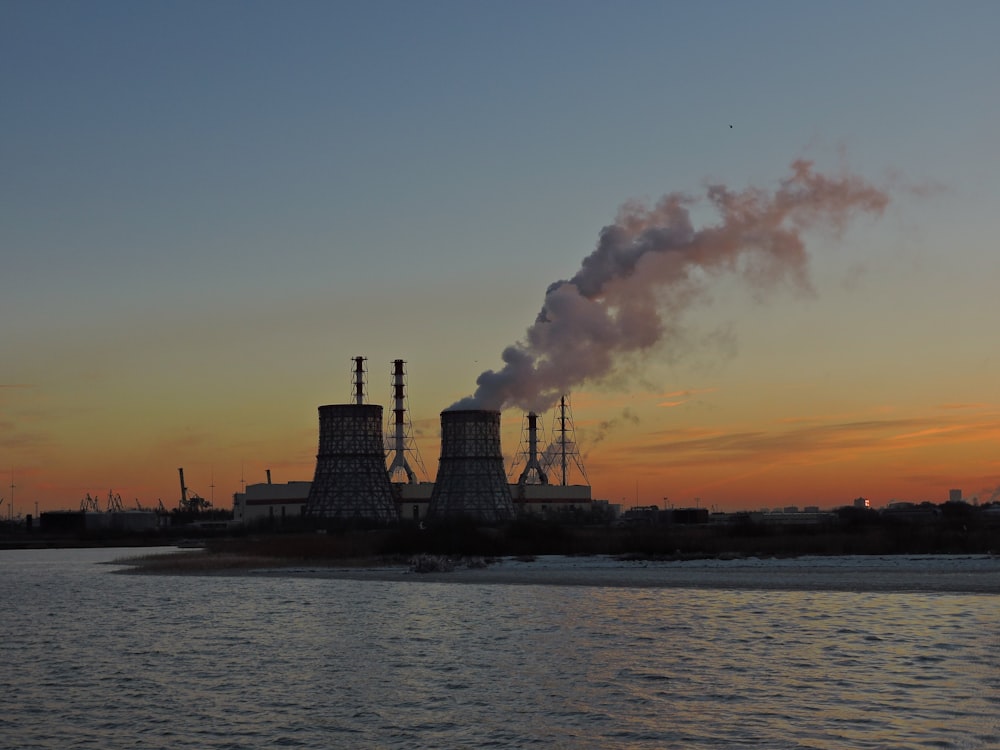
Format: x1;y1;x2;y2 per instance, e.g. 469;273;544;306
3;1;1000;514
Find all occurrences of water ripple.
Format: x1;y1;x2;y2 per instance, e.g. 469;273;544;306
1;548;997;749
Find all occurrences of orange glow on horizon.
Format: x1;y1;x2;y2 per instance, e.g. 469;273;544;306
6;385;1000;516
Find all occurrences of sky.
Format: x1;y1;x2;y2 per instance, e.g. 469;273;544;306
3;0;1000;514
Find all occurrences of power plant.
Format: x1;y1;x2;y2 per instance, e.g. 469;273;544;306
234;357;593;525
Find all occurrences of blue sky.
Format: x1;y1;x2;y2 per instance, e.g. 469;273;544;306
3;1;999;510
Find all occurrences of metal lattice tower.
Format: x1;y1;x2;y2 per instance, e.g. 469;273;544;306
386;359;426;484
304;403;399;523
427;410;515;522
543;395;590;486
508;412;549;486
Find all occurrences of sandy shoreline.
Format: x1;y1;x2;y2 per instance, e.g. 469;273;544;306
118;553;1000;593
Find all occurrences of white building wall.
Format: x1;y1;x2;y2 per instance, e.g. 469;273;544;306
235;481;311;525
512;484;592;515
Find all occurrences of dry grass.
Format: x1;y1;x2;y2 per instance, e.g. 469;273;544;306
114;550;274;574
113;547;404;574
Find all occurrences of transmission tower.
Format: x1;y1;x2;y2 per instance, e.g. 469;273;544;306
542;395;590;486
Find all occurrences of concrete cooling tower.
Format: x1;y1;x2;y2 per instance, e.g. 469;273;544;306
427;409;515;522
304;404;398;523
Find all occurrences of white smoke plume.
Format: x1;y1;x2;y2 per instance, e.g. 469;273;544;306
450;160;889;413
589;407;642;448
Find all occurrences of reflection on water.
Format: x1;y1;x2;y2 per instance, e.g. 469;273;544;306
1;548;997;749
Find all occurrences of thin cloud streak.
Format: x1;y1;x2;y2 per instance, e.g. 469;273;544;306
657;386;720;408
665;388;719;397
624;414;1000;469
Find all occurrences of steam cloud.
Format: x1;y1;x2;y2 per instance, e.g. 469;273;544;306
450;160;889;413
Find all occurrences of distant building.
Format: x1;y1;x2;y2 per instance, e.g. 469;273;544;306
233;481;310;526
949;489;962;503
400;482;592;522
670;507;709;524
882;502;938;523
232;478;592;525
40;510;159;533
759;508;834;525
396;482;434;522
513;483;592;517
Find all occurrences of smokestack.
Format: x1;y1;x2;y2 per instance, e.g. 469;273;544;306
387;359;419;484
450;160;889;414
304;404;398;523
427;410;515;522
266;469;272;485
516;412;548;486
352;356;366;405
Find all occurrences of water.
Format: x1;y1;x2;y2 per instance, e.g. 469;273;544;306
1;548;997;749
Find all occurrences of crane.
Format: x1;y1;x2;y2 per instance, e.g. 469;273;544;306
80;493;101;512
177;468;211;513
106;491;125;513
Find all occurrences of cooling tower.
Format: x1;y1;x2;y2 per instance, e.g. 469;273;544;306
427;409;515;522
304;404;398;523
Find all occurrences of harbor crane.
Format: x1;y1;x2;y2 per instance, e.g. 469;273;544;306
177;468;212;513
106;491;125;512
80;493;101;512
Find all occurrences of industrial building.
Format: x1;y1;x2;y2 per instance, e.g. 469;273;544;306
232;479;310;525
234;475;593;526
508;399;592;517
231;357;593;526
40;509;160;534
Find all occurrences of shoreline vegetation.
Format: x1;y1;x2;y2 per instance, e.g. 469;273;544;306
105;517;1000;591
111;550;1000;594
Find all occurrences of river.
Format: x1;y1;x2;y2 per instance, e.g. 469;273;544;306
1;547;997;748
